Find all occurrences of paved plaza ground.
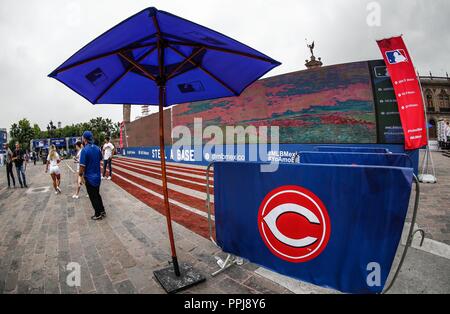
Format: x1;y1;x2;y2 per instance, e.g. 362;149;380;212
0;151;449;294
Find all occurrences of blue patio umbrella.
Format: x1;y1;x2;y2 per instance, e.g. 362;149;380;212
49;7;280;292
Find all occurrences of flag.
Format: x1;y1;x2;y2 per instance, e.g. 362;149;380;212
377;36;428;150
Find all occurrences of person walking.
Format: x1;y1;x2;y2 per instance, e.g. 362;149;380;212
12;142;27;188
79;131;106;220
45;145;62;194
5;144;16;188
72;141;84;199
102;137;115;180
32;151;37;166
445;122;450;142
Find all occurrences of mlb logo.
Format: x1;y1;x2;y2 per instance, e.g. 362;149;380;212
385;49;408;64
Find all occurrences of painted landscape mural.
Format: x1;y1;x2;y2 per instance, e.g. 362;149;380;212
172;61;378;144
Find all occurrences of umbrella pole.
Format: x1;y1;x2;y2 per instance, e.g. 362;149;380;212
158;85;180;277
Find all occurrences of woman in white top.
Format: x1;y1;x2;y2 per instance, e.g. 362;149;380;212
72;141;84;199
45;145;62;194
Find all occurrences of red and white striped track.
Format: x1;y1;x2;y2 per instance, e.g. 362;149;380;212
105;157;215;238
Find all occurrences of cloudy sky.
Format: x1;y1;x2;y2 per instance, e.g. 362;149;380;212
1;0;449;131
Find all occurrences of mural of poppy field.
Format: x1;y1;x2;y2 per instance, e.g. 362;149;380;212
172;61;378;144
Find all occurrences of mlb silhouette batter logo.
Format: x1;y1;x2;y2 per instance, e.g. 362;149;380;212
385;49;408;64
258;185;331;263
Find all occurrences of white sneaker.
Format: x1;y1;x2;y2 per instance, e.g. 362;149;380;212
107;176;111;180
55;191;59;195
56;187;62;194
101;177;105;180
72;195;79;199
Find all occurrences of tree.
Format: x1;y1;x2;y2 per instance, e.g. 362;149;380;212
10;119;34;150
88;117;117;144
33;124;42;139
9;117;121;148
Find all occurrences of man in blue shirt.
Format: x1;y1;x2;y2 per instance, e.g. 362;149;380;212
79;131;106;220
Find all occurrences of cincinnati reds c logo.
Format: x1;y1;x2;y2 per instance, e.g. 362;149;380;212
258;186;331;263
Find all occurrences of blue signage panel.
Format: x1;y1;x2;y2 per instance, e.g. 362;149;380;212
0;129;7;153
33;139;49;149
50;138;66;148
69;137;81;146
121;144;419;174
213;162;413;294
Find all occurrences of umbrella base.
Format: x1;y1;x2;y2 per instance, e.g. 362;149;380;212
154;263;206;294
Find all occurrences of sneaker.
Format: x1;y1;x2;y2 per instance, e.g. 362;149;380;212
101;177;105;180
72;195;79;199
55;191;59;195
107;176;111;180
100;211;107;218
91;215;103;221
56;187;62;194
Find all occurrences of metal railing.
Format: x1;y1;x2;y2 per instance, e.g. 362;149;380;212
382;174;423;294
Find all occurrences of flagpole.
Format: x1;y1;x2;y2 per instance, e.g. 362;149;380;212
416;70;437;183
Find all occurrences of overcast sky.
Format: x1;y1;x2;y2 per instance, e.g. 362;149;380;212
1;0;449;132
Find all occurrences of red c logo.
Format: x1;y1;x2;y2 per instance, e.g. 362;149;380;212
258;186;331;263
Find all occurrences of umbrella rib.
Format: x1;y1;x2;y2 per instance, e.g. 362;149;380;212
152;15;162;36
168;45;239;96
117;52;157;81
167;47;205;80
52;43;157;75
94;47;157;103
166;40;278;64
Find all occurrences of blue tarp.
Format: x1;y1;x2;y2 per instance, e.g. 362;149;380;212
299;152;414;168
314;146;390;154
214;162;413;294
121;144;420;174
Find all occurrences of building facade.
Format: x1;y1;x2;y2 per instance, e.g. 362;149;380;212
421;76;450;139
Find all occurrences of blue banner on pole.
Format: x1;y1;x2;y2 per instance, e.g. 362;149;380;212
213;162;413;294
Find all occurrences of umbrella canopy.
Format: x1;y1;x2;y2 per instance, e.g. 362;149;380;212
49;7;281;105
49;7;280;290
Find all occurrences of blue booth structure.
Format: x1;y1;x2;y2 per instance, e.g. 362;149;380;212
206;147;421;294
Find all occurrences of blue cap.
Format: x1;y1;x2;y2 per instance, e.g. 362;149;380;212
82;131;94;143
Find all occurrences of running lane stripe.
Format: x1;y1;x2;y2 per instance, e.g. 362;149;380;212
119;157;212;175
114;159;213;185
111;174;214;239
111;167;213;214
114;160;214;190
113;163;214;202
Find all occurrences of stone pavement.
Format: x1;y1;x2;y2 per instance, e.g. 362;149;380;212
0;153;448;294
0;160;291;294
413;151;450;245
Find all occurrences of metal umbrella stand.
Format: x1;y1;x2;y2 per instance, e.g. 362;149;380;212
49;7;280;293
